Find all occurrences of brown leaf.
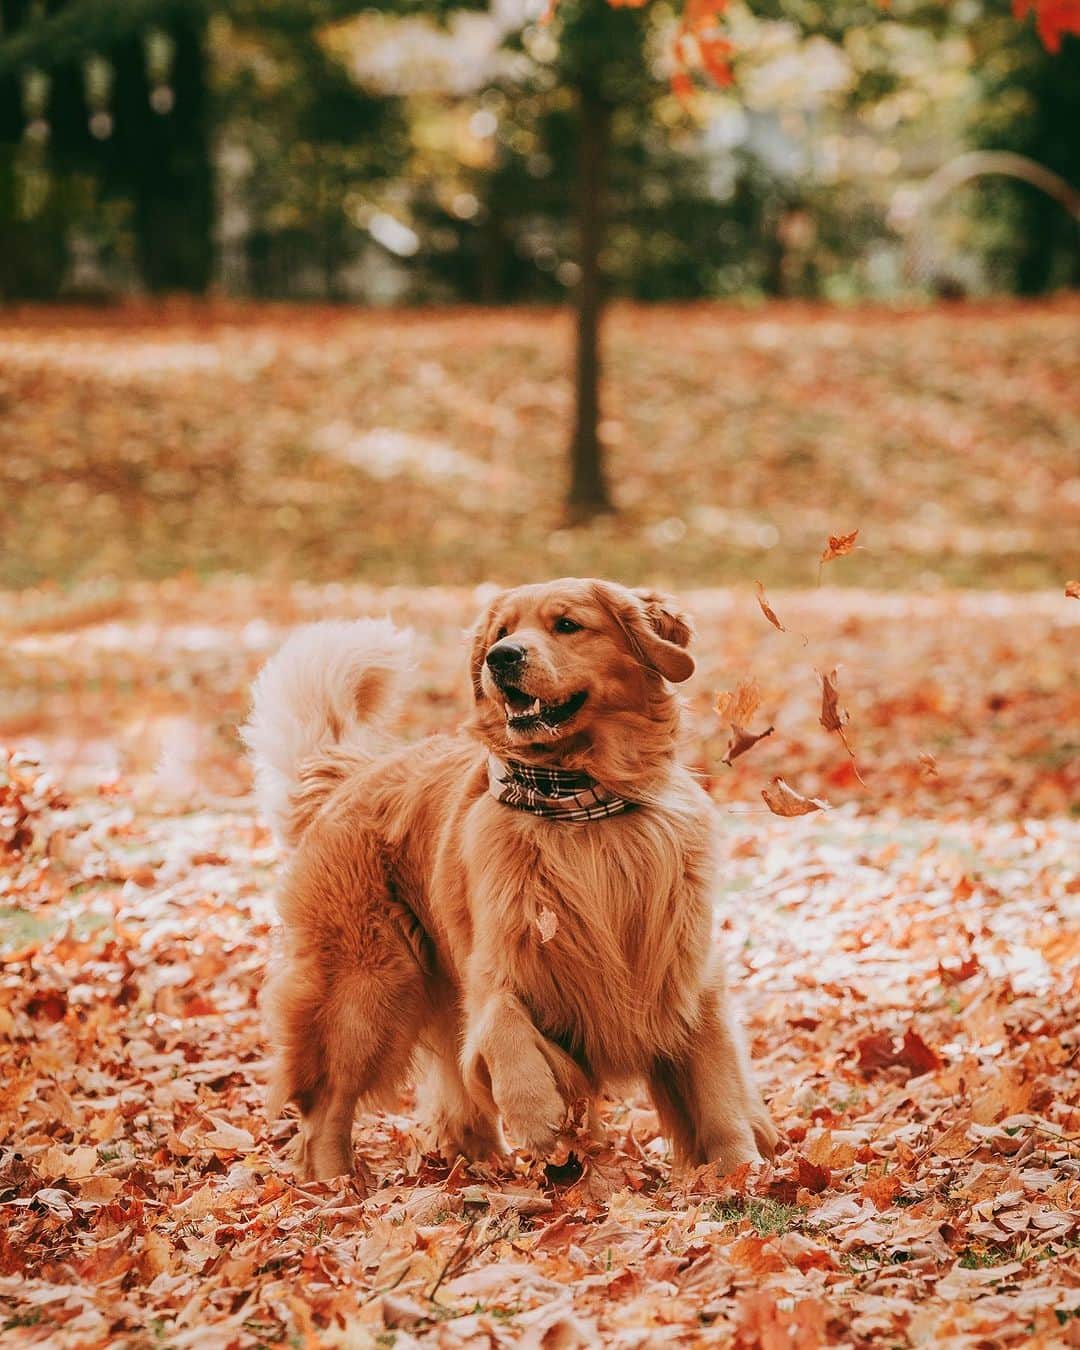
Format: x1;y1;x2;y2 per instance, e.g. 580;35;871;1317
918;751;939;777
1065;580;1080;598
856;1030;897;1073
820;529;859;565
817;668;866;784
793;1154;832;1193
898;1028;942;1075
722;724;775;766
382;1295;430;1330
856;1027;942;1077
861;1175;902;1210
716;677;762;727
716;678;774;764
755;581;786;632
761;778;829;817
817;668;846;734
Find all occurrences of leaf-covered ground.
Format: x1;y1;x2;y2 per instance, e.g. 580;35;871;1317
2;299;1078;592
2;578;1077;1347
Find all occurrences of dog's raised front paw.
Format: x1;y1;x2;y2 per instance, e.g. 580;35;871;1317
497;1074;566;1156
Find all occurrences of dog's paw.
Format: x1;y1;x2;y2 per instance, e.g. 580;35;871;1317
497;1074;566;1156
429;1114;506;1163
751;1105;781;1161
702;1122;766;1176
289;1126;370;1190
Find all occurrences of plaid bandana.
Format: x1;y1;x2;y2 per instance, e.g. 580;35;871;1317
487;755;636;823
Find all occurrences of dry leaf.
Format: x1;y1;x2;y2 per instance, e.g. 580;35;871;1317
201;1119;255;1152
716;677;762;727
918;751;939;777
722;724;775;766
817;668;866;785
36;1145;99;1181
755;581;786;633
820;529;859;565
716;677;775;765
817;668;846;734
761;778;829;817
1066;580;1080;598
536;906;558;943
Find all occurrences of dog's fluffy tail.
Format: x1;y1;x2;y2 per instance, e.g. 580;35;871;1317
243;618;411;847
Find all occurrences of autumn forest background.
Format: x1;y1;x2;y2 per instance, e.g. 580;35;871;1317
1;0;1078;1346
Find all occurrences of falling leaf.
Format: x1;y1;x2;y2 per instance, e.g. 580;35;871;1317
761;777;829;817
716;677;775;765
754;581;786;632
716;676;762;727
722;724;775;766
817;668;845;734
918;752;939;777
1066;580;1080;598
820;529;860;565
536;906;558;943
817;668;866;785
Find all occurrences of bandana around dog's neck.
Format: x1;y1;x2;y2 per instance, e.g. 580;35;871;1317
487;755;636;823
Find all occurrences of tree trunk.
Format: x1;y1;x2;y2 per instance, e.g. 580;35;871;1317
567;82;613;520
107;16;214;293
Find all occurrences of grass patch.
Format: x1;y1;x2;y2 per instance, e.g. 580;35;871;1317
712;1197;803;1236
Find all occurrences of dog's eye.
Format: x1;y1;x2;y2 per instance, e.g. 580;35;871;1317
553;616;582;635
495;626;508;641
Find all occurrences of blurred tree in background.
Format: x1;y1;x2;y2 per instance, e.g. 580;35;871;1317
0;0;1076;512
3;0;1076;306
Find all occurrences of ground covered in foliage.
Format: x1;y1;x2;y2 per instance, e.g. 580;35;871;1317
2;299;1078;592
1;577;1077;1347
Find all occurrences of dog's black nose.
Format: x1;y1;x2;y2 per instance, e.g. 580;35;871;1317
486;640;527;673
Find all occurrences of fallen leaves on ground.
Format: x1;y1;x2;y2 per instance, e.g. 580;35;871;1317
2;300;1078;591
1;578;1077;1344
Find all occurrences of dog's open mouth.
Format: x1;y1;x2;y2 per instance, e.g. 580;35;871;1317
499;685;588;733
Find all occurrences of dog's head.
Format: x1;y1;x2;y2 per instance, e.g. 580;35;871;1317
467;578;694;784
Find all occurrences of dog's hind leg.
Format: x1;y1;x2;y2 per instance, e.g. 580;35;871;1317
264;831;429;1183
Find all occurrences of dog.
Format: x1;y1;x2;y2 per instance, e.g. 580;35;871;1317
244;578;777;1184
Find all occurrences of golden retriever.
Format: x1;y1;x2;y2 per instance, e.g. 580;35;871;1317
244;578;777;1184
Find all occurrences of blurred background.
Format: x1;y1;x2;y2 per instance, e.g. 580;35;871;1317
0;0;1077;600
3;0;1079;304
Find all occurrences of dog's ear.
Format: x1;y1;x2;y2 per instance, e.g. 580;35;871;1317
595;583;695;684
467;592;505;702
631;589;694;655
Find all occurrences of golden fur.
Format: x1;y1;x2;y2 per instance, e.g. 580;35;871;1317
244;578;778;1183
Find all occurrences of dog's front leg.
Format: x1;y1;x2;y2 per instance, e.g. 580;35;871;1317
461;989;576;1155
650;975;779;1174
